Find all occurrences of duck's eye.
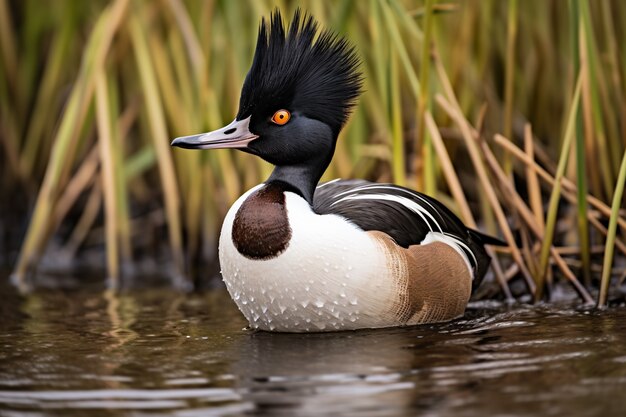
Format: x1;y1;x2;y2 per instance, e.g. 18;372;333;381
271;109;291;125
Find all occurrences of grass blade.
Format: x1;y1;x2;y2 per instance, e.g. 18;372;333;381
598;149;626;307
417;0;435;194
96;70;119;288
537;73;582;299
389;49;405;186
503;0;517;174
572;0;591;286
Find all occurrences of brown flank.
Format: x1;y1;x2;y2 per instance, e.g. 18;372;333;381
368;231;472;324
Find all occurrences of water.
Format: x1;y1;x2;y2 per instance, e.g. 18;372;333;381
1;279;626;417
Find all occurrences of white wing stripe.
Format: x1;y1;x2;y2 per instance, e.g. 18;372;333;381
332;184;377;198
330;184;443;223
443;232;478;268
330;193;443;232
359;185;441;218
316;178;341;189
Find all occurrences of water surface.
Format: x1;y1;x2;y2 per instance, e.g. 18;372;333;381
1;278;625;417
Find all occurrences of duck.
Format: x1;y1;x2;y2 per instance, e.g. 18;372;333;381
171;9;501;332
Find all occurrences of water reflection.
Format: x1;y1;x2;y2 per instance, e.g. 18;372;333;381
231;328;419;416
103;290;140;351
1;281;626;416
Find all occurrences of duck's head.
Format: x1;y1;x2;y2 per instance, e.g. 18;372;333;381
171;9;362;202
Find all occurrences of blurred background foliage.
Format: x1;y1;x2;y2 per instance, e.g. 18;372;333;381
1;0;626;304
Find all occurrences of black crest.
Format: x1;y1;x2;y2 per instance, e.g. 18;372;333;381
237;9;363;134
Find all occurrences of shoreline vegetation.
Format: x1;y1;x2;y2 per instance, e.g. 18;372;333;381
1;1;625;306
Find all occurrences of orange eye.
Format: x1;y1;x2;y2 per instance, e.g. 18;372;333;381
271;109;291;125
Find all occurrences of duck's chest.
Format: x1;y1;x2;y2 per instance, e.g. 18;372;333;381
217;183;397;332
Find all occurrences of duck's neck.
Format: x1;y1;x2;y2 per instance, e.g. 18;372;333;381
267;151;333;206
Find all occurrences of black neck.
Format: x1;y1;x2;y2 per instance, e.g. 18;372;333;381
267;151;333;206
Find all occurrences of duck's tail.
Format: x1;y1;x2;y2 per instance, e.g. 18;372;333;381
466;229;507;291
468;229;507;247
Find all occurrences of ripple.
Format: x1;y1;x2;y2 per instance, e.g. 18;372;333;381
165;378;211;386
429;352;591;374
452;320;534;335
315;381;414;396
0;387;243;407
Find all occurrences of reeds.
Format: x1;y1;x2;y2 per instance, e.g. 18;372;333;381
1;0;625;303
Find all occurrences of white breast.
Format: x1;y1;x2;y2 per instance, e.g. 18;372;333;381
218;186;399;332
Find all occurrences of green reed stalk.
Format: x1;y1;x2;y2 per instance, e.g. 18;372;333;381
108;77;132;265
369;0;390;129
598;149;626;307
418;0;435;195
571;0;591;286
503;0;517;174
96;71;119;287
380;0;420;100
537;73;582;300
19;22;73;181
390;49;405;187
580;0;614;200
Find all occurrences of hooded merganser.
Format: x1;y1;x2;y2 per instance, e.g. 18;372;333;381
172;10;500;332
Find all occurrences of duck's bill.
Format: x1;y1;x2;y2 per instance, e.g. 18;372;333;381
170;117;258;150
